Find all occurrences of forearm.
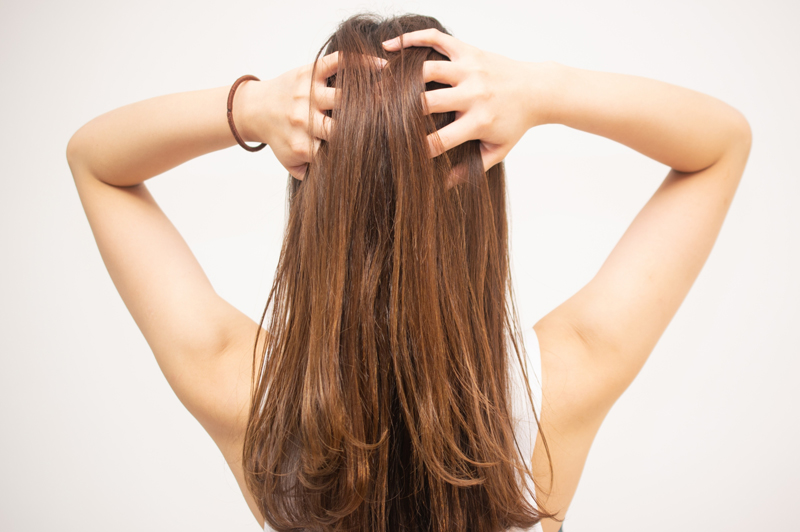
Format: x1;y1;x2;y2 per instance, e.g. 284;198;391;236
534;62;750;173
66;81;264;186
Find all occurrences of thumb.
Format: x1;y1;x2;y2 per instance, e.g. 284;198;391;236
288;164;308;180
480;144;505;172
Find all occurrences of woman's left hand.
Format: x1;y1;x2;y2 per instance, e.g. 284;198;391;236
382;29;544;173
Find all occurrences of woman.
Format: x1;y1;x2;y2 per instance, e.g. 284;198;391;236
66;13;751;532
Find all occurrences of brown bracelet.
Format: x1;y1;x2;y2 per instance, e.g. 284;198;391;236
227;75;267;152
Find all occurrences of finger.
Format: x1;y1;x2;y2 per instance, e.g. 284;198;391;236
315;51;341;80
347;54;389;71
422;60;461;84
445;163;469;190
382;28;461;59
365;55;389;70
313;87;340;110
427;118;475;158
422;87;470;115
315;52;387;81
479;144;505;172
288;163;308;180
311;112;332;141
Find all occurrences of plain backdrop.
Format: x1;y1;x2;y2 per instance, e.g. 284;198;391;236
1;0;797;530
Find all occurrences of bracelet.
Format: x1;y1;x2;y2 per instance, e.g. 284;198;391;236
227;75;267;152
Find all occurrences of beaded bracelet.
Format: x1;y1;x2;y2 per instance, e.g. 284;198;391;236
227;75;267;152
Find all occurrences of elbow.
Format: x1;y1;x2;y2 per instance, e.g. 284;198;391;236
706;107;752;174
66;130;82;170
66;128;91;178
729;107;753;159
66;136;77;169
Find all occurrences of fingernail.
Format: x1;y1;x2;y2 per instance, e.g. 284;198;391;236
382;38;398;50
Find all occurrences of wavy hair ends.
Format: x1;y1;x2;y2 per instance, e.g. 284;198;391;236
243;13;556;532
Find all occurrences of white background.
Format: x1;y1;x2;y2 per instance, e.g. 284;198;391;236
1;0;797;530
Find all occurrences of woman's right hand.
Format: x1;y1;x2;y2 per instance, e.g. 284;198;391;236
383;29;552;172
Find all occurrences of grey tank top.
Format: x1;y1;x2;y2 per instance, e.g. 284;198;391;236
263;326;545;532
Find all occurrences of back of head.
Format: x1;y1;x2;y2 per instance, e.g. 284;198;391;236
243;13;553;532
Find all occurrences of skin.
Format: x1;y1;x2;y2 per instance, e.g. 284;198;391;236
67;28;751;530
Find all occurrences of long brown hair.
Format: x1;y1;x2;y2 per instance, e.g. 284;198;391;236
243;13;555;532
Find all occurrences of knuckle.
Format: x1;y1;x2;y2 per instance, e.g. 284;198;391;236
290;139;308;158
476;112;492;131
479;66;493;85
293;84;308;99
474;79;492;101
288;109;306;127
419;28;440;43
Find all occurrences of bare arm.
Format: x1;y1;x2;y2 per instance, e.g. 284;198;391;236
536;62;751;400
66;82;272;521
542;63;749;173
66;83;267;439
530;64;750;531
66;55;342;525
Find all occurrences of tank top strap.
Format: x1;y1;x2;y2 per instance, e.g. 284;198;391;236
509;326;543;464
521;326;543;421
507;325;545;532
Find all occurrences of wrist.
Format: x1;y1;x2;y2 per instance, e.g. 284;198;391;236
520;60;567;128
234;78;268;145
